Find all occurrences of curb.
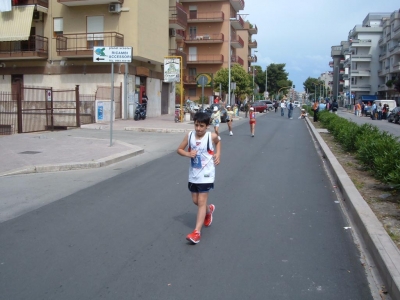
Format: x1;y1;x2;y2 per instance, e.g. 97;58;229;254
305;117;400;300
124;127;192;133
0;141;144;177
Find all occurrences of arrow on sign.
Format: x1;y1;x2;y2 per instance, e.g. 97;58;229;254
96;57;105;61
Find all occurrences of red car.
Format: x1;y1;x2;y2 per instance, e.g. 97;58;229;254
250;101;269;113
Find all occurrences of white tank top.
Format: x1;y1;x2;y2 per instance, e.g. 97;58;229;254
188;131;215;183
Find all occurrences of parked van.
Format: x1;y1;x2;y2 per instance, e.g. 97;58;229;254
375;100;397;112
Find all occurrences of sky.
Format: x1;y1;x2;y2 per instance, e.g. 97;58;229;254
241;0;399;92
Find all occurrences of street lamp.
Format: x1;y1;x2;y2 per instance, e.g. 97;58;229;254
265;64;268;100
252;50;258;101
228;17;236;106
335;66;339;103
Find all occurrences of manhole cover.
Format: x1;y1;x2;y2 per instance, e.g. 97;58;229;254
19;151;41;155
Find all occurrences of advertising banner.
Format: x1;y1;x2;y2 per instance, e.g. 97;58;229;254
164;58;180;82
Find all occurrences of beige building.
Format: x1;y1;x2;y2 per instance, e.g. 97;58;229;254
0;0;174;119
177;0;257;102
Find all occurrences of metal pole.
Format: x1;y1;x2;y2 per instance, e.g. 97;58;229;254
228;19;231;106
265;65;268;99
252;66;254;102
335;66;339;103
110;62;114;146
349;54;352;105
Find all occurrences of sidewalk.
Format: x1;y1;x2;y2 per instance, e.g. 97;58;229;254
0;112;246;177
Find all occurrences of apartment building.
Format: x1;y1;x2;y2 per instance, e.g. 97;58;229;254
330;11;400;105
0;0;173;119
378;10;400;101
178;0;256;101
318;71;333;97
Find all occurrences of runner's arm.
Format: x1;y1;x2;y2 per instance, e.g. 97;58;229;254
177;133;197;158
211;132;221;165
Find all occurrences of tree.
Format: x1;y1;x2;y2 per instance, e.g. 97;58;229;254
303;77;324;101
395;78;400;92
264;64;292;99
213;64;251;101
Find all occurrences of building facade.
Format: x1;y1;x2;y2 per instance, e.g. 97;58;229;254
0;0;175;119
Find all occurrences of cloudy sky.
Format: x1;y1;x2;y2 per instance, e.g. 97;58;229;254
242;0;399;92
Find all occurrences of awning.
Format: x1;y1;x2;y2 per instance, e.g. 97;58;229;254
360;95;378;101
0;6;34;42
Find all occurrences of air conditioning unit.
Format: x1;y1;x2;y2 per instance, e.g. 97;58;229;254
169;29;176;37
33;11;43;21
109;3;121;13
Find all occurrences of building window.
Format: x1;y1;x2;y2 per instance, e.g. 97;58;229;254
188;88;196;97
53;18;63;37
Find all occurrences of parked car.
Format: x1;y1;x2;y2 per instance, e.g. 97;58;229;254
255;100;274;111
294;101;300;108
251;101;269;113
387;107;400;123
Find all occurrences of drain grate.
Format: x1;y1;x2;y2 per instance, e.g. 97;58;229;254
19;151;41;155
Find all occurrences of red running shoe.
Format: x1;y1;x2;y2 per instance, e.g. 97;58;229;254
186;230;201;244
204;204;215;227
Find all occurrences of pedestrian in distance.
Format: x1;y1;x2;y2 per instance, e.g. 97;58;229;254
331;99;339;114
318;100;326;112
280;99;286;117
244;101;249;118
288;100;294;119
312;100;319;122
233;104;239;117
177;112;221;244
211;105;221;140
249;107;256;137
298;108;307;119
226;105;234;136
377;103;382;120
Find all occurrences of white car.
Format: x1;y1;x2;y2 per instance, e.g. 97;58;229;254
294;101;300;108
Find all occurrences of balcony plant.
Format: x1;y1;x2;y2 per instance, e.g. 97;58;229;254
386;80;393;87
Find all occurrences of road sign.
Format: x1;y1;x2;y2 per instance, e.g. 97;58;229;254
93;47;132;63
197;75;208;87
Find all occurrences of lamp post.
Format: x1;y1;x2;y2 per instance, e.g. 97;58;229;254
265;64;268;100
252;50;258;101
228;17;236;106
335;66;339;103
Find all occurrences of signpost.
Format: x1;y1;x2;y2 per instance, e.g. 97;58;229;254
93;47;132;146
197;75;209;109
164;56;183;121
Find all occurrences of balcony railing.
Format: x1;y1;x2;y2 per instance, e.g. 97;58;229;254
187;54;224;64
169;3;187;30
168;49;187;68
188;11;224;22
249;24;257;35
231;14;244;30
231;55;244;66
175;29;185;41
57;0;123;6
13;0;48;8
248;38;257;48
56;32;123;57
0;35;48;60
248;55;257;63
230;0;245;11
185;33;224;43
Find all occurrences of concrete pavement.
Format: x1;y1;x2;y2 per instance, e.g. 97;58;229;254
1;109;400;299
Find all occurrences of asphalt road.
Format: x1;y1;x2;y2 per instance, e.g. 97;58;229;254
0;110;375;299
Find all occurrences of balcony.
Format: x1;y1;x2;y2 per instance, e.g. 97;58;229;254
351;69;371;77
231;14;244;30
379;52;386;61
230;0;245;11
351;54;372;62
331;46;342;56
391;62;400;73
56;32;123;57
248;38;257;48
174;29;185;41
339;80;344;85
339;69;344;74
350;39;372;47
169;3;188;30
231;55;244;66
188;11;224;23
351;84;371;92
187;54;224;64
390;45;400;55
329;61;334;67
183;75;197;85
248;55;257;63
168;49;187;68
0;35;48;60
231;34;244;48
249;24;257;35
185;33;224;44
349;25;383;36
378;84;388;91
393;24;400;39
339;59;345;64
13;0;48;9
57;0;123;6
